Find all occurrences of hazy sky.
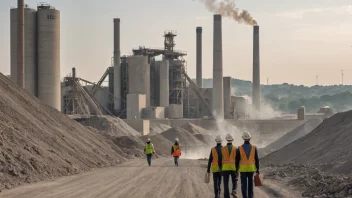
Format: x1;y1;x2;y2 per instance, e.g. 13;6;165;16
0;0;351;86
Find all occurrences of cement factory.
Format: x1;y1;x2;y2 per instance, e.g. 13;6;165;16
4;1;350;197
10;1;328;135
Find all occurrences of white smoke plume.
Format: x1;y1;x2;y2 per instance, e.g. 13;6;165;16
196;0;257;26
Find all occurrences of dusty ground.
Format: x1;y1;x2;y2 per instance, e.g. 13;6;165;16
0;159;300;198
263;164;352;198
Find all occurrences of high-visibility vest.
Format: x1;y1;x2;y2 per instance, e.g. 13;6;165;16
239;145;256;172
221;146;237;171
145;143;154;154
211;147;220;173
173;144;181;157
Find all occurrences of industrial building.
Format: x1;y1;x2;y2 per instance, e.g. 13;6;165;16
8;1;334;138
61;15;254;122
9;1;256;121
10;2;61;111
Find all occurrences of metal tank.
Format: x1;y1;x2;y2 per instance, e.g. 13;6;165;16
10;7;38;95
37;4;61;110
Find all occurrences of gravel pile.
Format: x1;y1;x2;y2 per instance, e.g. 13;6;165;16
159;127;204;146
262;110;352;173
149;123;171;135
265;164;352;198
79;115;141;137
0;73;125;190
259;118;322;157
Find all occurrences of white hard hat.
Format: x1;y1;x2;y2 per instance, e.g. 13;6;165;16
225;134;234;141
215;135;223;143
175;138;179;142
147;138;151;142
242;131;252;140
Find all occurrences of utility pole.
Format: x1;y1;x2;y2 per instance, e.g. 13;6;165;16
341;70;344;85
316;75;319;85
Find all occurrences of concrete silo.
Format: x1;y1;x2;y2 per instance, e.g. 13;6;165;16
10;7;38;96
37;4;61;110
127;55;150;107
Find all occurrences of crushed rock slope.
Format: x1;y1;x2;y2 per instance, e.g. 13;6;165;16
259;118;322;157
0;73;125;190
262;110;352;173
80;116;141;137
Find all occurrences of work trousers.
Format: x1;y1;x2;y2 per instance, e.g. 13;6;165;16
146;154;152;166
223;171;238;198
173;156;179;166
240;172;254;198
213;172;222;198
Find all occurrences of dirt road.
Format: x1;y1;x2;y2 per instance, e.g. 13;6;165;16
1;158;299;198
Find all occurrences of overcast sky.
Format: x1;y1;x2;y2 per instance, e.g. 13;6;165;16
0;0;351;86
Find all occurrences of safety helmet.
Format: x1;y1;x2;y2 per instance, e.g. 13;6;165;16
225;133;234;141
147;138;151;142
215;135;223;143
175;138;179;142
242;131;252;140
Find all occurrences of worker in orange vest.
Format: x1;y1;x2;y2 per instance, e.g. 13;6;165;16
222;133;238;198
235;131;259;198
171;138;181;166
207;135;223;198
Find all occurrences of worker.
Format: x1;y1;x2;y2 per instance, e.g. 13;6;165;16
144;138;155;167
207;135;223;198
222;133;238;198
235;131;259;198
171;138;181;166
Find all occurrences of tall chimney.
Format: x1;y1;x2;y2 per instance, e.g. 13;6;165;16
113;18;121;113
17;0;24;88
252;25;260;111
212;14;224;119
196;27;202;88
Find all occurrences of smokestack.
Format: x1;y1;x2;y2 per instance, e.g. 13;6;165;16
252;25;260;111
72;67;76;79
196;27;202;88
17;0;24;88
212;14;224;119
113;18;121;113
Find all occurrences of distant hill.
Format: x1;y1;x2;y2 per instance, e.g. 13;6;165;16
194;78;352;113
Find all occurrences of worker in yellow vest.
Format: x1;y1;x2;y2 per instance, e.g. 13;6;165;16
222;134;238;198
171;138;181;166
144;138;155;167
235;131;259;198
207;135;223;198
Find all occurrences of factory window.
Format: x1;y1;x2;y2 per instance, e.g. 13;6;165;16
47;14;55;20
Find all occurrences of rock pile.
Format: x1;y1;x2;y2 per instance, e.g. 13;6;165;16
0;73;125;190
262;110;352;173
259;118;322;157
265;164;352;198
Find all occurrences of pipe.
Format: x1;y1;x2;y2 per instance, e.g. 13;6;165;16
212;14;224;119
17;0;24;88
113;18;121;112
252;25;260;111
196;27;202;88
